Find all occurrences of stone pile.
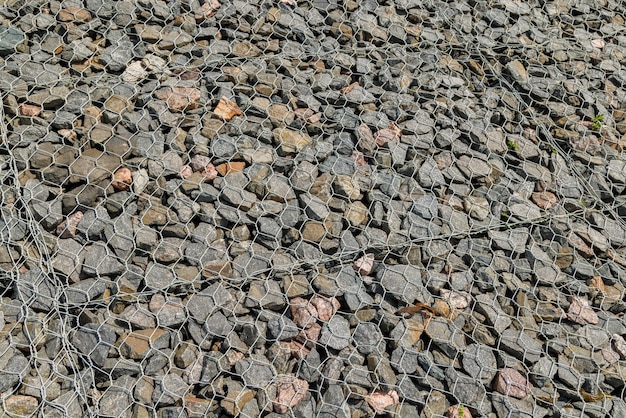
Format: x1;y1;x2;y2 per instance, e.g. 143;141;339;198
1;0;626;417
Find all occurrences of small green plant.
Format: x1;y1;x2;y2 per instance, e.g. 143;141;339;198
458;404;466;418
507;140;519;151
580;198;588;207
551;148;558;154
591;114;604;131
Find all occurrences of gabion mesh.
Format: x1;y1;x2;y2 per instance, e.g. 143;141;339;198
1;0;626;417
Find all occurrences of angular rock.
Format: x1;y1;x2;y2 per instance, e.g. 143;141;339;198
493;368;533;399
71;324;117;367
319;315;351;350
273;128;312;153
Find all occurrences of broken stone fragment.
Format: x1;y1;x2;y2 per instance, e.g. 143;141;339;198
309;295;340;322
18;104;41;116
567;296;599;325
56;211;83;238
493;368;532;399
273;374;309;414
195;0;221;21
365;390;399;414
179;165;193;179
112;168;132;191
290;297;318;328
155;87;201;112
353;253;374;275
214;96;242;121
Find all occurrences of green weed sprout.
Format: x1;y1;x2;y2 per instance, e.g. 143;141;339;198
591;114;604;131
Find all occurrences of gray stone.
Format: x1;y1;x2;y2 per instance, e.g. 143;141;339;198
300;193;330;221
319;315;351;350
492;393;548;418
71;323;116;367
0;25;26;55
456;155;492;179
221;182;258;211
15;268;56;312
152;374;189;405
368;354;396;386
0;349;29;393
153;237;187;263
608;158;626;184
232;251;270;278
440;205;470;233
267;313;300;341
191;183;220;203
185;241;228;268
290;241;323;263
158;407;187;418
509;201;542;221
0;215;27;242
77;206;110;240
318;384;350;418
500;328;544;364
190;223;219;245
64;278;107;305
488;228;529;254
343;364;374;388
530;356;557;387
234;355;276;388
377;264;432;305
404;212;442;239
590;214;626;247
424;317;466;357
345;85;375;103
30;199;63;231
51;238;84;281
103;214;134;259
506;60;529;84
611;399;626;417
411;195;438;219
291;161;318;191
44;390;83;418
129;131;165;159
257;217;283;245
352;322;385;355
462;344;498;384
474;294;512;334
449;270;473;291
82;243;125;277
204;311;233;337
200;351;225;384
23;179;49;204
150;294;186;328
245;279;285;310
135;226;158;251
390;347;419;374
265;174;296;202
185;283;232;322
418;157;446;188
144;262;175;290
445;368;490;415
299;349;322;383
119;304;156;329
99;375;134;418
101;40;135;72
0;71;28;98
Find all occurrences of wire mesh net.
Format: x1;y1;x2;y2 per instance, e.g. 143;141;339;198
1;0;626;417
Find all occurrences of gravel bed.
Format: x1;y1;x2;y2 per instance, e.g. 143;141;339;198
1;0;626;417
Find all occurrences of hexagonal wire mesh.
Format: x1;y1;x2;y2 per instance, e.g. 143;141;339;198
1;0;626;417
